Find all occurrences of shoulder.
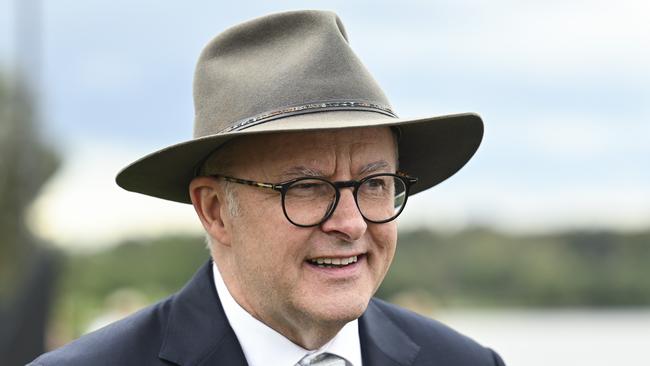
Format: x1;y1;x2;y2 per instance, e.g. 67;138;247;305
366;298;505;365
28;296;174;366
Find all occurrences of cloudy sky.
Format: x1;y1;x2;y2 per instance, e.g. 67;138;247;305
1;0;648;249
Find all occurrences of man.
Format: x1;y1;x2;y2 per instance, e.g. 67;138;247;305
31;10;505;366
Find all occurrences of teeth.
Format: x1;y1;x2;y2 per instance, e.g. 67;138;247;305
309;255;358;267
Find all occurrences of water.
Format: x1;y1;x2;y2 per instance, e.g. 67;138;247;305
434;309;650;365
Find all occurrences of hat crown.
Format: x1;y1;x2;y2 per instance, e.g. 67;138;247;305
192;10;392;137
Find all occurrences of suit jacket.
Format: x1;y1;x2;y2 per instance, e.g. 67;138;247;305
29;261;505;365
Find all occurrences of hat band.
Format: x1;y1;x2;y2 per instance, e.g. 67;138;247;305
219;101;398;134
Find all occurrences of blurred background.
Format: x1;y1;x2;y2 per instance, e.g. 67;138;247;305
1;0;648;365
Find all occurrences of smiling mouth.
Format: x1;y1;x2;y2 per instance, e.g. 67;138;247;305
307;255;359;268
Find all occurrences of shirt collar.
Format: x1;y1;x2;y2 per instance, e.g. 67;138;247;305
212;262;362;366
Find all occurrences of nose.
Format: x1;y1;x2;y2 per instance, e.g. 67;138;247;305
320;188;367;241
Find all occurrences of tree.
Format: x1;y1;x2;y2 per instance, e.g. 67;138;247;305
0;71;61;365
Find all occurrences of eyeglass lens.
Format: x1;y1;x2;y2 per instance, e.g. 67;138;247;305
282;175;407;226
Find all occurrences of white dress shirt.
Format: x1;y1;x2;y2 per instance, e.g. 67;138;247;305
212;262;362;366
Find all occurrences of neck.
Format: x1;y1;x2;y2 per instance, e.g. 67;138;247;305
262;312;344;350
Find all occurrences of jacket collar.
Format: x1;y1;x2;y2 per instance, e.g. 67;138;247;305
359;299;421;366
158;261;247;366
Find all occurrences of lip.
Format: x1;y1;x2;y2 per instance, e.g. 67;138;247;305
304;253;366;278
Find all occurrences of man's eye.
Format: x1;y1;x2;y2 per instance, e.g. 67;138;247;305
366;178;387;189
287;180;331;197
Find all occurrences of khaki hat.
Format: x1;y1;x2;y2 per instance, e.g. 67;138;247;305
116;10;483;203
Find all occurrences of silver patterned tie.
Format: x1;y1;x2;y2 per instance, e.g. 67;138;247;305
297;352;349;366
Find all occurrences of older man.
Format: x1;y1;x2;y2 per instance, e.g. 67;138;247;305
30;10;504;366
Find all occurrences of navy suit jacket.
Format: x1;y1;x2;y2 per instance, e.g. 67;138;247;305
30;261;505;365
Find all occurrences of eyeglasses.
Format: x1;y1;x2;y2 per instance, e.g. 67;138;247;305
209;172;418;227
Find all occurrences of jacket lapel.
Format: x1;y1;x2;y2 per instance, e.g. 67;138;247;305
158;261;248;366
359;299;420;366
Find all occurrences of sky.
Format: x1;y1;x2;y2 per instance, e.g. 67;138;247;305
1;0;648;249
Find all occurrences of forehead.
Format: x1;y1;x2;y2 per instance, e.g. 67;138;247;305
223;127;396;176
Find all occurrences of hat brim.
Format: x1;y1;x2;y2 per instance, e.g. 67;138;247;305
116;111;483;203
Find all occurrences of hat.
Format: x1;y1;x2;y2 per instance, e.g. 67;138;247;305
116;10;483;203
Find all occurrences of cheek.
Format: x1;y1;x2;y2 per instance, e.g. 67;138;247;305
375;222;398;250
370;223;398;268
232;203;311;269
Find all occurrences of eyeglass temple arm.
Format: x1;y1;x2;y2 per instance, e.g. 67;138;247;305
396;171;418;184
211;174;282;191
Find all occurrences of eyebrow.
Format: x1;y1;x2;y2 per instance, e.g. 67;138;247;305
359;160;392;175
280;160;392;181
280;166;327;179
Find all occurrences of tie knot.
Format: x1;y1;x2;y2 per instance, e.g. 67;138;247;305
298;352;348;366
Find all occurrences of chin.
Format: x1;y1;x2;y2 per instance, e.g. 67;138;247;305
306;295;370;325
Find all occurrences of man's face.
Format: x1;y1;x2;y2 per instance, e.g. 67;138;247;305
216;126;398;337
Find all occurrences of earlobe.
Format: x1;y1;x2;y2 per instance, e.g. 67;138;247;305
189;177;232;246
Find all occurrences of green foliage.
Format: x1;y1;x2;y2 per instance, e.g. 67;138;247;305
53;236;209;336
52;228;650;340
379;228;650;307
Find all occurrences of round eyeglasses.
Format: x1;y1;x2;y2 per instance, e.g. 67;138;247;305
210;173;418;227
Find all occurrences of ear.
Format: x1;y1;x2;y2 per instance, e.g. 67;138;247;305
189;177;232;246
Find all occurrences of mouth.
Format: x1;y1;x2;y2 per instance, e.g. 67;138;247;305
307;254;362;269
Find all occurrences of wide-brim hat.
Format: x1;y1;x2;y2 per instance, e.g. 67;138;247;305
116;10;483;204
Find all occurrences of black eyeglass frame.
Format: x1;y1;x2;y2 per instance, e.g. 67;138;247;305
209;172;418;227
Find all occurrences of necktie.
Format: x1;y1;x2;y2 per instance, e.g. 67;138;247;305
297;352;349;366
